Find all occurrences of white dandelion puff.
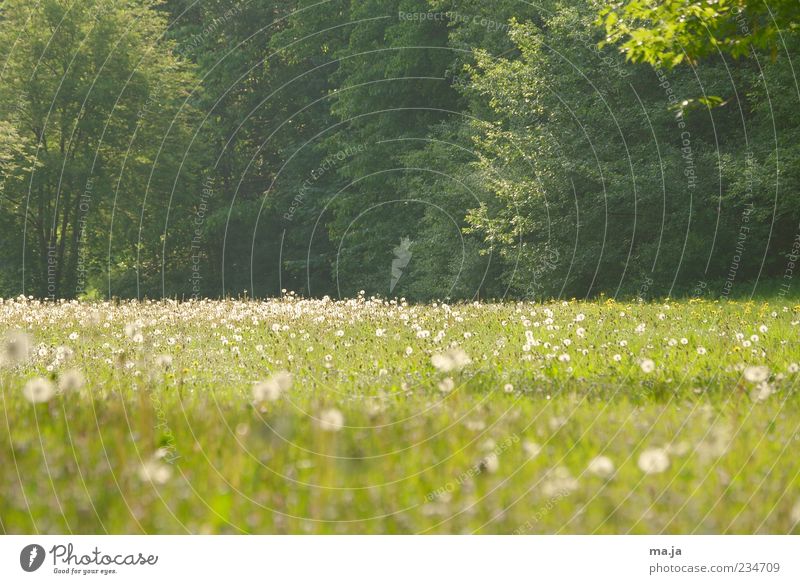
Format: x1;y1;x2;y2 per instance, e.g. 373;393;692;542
252;371;292;402
58;369;85;393
318;408;344;432
587;456;615;479
640;358;656;373
2;331;33;366
138;457;172;484
23;377;55;404
743;365;769;383
431;347;471;373
638;448;670;474
438;377;455;393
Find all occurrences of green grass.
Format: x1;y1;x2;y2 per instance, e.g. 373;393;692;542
1;295;799;534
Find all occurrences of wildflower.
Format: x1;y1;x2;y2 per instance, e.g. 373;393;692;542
154;354;173;369
697;347;707;355
587;456;615;479
558;353;570;363
759;325;768;333
752;382;773;402
319;408;344;432
503;383;514;393
58;369;85;393
640;358;656;373
438;377;455;393
638;448;669;474
2;331;32;366
138;455;172;485
788;363;799;374
431;347;471;373
541;466;578;497
743;365;769;383
523;441;541;458
23;377;55;403
613;354;622;362
478;453;499;474
792;500;800;526
253;371;292;402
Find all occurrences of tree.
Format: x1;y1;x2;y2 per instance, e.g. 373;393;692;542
600;0;800;68
0;0;202;298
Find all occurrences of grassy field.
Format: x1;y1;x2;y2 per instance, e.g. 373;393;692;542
1;295;799;534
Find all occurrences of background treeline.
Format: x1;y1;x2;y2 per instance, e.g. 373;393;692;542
1;0;799;301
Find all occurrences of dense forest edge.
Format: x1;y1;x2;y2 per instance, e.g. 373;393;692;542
2;0;800;302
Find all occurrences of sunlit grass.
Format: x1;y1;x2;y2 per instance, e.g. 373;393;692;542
1;295;799;534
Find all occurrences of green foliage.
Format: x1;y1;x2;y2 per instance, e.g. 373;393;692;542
1;0;799;300
0;0;204;299
599;0;800;67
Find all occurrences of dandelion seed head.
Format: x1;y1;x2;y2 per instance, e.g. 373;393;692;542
638;448;670;474
319;408;344;432
587;455;615;479
23;377;55;404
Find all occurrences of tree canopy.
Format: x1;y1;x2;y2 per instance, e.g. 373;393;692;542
1;0;798;301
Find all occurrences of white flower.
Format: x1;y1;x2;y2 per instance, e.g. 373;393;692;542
638;448;670;474
697;347;707;355
376;328;386;337
788;363;799;374
680;338;688;345
319;408;344;432
558;353;570;363
743;365;769;383
613;354;622;362
523;441;541;458
58;369;85;393
541;466;578;497
69;332;79;341
252;371;292;402
791;500;800;525
587;456;615;479
23;377;56;403
404;347;413;356
438;377;455;393
2;331;32;366
575;313;585;322
503;383;514;393
752;382;773;402
479;453;499;474
640;358;656;373
138;457;172;484
759;325;768;333
154;354;173;369
431;347;471;373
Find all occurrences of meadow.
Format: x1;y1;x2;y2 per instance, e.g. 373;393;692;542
1;295;799;534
